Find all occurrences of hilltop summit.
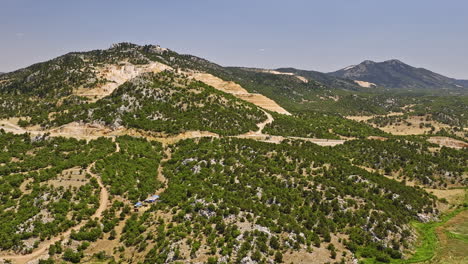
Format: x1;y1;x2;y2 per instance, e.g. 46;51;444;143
329;59;467;90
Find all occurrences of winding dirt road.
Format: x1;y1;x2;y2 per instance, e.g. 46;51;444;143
0;62;345;263
235;110;346;146
0;144;119;264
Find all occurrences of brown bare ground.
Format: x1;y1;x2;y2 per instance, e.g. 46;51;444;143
44;167;88;189
433;208;468;264
0;141;123;264
347;114;452;136
75;61;172;101
425;189;466;206
354;80;376;88
189;72;291;115
346;112;404;122
0;119;119;141
428;137;468;149
378;116;450;135
261;69;309;83
234;110;346;146
283;234;353;264
0;162;109;264
1;114;346;148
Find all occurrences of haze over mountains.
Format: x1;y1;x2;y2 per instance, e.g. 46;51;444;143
329;59;468;90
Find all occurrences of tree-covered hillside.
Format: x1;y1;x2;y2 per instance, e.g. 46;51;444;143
135;138;437;263
43;71;266;136
0;43;466;264
1;43;466;130
264;111;387;139
329;59;468;91
0;131;115;252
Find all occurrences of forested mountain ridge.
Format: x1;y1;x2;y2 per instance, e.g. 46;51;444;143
0;43;269;136
329;59;468;90
1;43;466;120
0;42;408;136
274;67;362;91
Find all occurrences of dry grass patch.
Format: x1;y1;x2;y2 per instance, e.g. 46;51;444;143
45;167;89;188
428;137;468;149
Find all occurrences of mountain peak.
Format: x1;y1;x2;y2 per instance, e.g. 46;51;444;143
384;59;403;63
109;42;168;52
362;60;376;65
329;59;465;90
360;59;405;66
383;59;408;66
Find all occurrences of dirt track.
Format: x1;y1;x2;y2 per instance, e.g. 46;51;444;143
0;63;346;263
234;110;346;146
0;163;109;264
0;144;119;264
0;112;345;147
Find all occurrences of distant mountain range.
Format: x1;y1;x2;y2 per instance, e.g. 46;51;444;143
456;79;468;87
328;59;468;90
1;43;466;122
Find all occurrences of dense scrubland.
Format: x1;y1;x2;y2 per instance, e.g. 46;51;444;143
0;43;466;264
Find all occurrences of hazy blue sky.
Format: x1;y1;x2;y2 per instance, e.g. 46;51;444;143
1;0;467;78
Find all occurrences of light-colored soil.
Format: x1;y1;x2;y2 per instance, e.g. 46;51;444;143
261;69;309;83
235;133;346;146
346;114;452;136
425;189;467;206
19;178;33;195
0;148;115;264
378;116;450;135
346;112;404;122
70;59;291;117
1;111;346;148
190;72;249;95
432;188;468;264
235;110;346;146
84;146;173;263
283;234;353;264
125;129;220;145
45;167;88;188
189;72;291;115
428;137;468;149
354;80;376;88
289;137;346;146
256;110;274;134
237;93;291;114
0;118;27;133
384;174;418;187
138;146;171;214
433;208;468;264
0;111;348;262
0;119;117;140
75;61;172;101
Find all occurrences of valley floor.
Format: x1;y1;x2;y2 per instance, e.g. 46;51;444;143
431;191;468;264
